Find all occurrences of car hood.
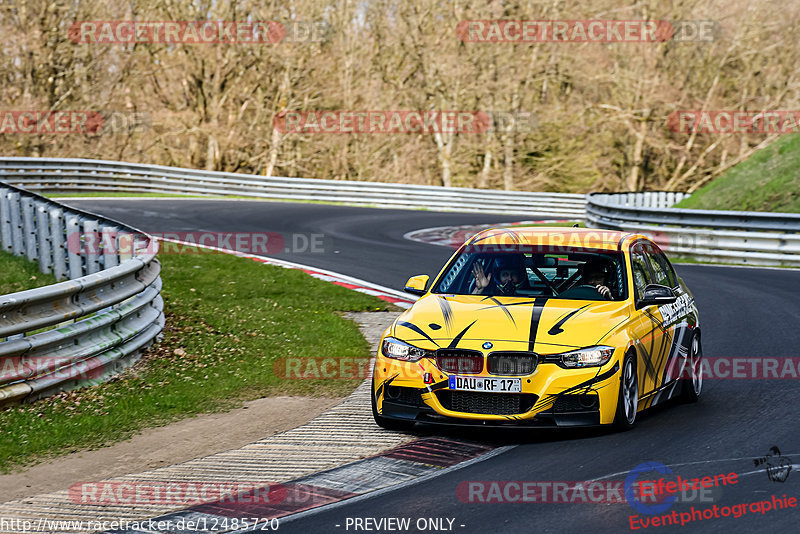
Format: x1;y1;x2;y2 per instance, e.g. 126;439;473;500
391;293;630;354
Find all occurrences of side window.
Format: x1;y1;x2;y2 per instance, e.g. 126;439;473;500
630;243;653;298
645;244;677;288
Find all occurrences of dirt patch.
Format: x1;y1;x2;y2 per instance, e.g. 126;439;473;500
0;395;341;503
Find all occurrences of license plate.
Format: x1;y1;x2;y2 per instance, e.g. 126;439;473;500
448;375;521;393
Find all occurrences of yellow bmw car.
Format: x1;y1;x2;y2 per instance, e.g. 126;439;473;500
372;228;702;430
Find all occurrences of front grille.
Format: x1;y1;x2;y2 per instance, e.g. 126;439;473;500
384;385;425;407
436;349;484;374
553;394;599;412
436;390;538;415
487;352;538;376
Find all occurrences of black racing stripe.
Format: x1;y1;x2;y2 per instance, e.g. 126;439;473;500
653;326;673;387
547;304;590;335
657;322;686;387
376;373;400;399
639;311;664;381
560;362;620;395
487;296;517;326
397;321;440;347
482;299;540;307
528;297;549;351
437;296;454;332
428;380;450;392
468;230;505;245
505;229;522;243
533;362;620;410
448;320;477;349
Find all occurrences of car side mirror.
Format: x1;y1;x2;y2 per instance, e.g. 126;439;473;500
404;275;429;296
637;284;677;308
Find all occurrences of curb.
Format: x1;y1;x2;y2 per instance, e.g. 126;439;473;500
104;438;504;533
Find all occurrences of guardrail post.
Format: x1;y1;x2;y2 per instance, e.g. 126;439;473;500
8;192;23;256
21;196;37;262
0;188;11;253
66;215;83;279
102;226;118;269
118;231;134;262
35;201;52;275
83;219;101;274
49;208;68;280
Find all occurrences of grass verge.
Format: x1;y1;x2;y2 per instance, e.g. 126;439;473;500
0;249;394;473
675;135;800;212
0;251;57;294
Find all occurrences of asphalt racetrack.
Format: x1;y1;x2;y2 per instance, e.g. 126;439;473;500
64;198;800;534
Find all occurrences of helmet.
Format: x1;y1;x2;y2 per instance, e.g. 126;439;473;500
491;255;527;295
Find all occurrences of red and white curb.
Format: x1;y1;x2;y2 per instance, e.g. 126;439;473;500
103;439;510;533
404;219;574;249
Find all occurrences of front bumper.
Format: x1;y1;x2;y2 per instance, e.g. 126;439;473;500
380;398;602;427
373;356;620;427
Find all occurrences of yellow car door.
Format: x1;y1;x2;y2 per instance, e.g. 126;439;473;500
628;241;674;405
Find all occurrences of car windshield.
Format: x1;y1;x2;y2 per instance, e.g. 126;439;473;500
433;247;627;300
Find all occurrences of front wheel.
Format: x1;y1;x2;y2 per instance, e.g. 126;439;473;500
679;334;703;403
371;379;415;431
614;352;639;431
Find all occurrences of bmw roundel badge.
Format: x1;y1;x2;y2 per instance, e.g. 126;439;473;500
482;342;493;350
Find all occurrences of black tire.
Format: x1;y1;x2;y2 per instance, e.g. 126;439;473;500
613;352;639;431
371;379;415;431
679;333;703;403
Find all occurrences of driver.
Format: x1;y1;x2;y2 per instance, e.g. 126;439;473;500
471;254;528;295
577;259;613;300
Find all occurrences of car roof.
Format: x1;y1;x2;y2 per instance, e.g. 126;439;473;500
466;227;643;252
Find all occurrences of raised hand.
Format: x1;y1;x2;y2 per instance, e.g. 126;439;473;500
472;262;492;293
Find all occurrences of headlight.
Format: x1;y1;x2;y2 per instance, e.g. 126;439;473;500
559;346;615;368
381;337;430;362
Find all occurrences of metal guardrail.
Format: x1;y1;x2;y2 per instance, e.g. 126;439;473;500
0;157;587;218
587;192;800;266
0;182;163;405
